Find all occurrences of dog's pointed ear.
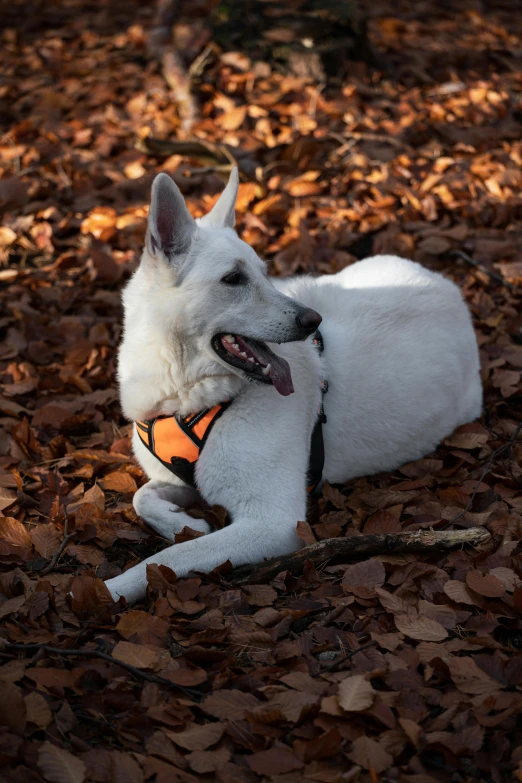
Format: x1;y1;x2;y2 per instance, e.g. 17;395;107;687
146;173;196;261
198;166;239;229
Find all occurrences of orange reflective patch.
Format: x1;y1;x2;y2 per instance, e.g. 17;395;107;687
153;418;200;464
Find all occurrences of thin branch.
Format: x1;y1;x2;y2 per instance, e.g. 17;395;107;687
38;514;76;576
450;249;515;291
4;642;202;701
313;641;377;676
441;422;522;529
229;528;491;586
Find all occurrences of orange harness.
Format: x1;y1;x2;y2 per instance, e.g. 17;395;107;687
136;331;327;494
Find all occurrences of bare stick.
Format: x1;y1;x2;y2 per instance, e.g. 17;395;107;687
229;528;491;586
450;249;515;291
148;0;199;134
313;641;377;676
38;515;76;576
3;642;201;700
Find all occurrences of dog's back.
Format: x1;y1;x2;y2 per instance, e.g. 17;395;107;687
276;255;482;483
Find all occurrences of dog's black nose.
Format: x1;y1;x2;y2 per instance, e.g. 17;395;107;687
296;308;322;335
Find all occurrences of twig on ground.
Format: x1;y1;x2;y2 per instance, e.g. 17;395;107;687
450;249;515;290
4;642;202;700
328;130;413;153
38;514;76;576
148;0;199;134
229;528;491;586
313;641;377;676
441;422;522;529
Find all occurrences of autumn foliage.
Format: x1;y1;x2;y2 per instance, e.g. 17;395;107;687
1;1;522;781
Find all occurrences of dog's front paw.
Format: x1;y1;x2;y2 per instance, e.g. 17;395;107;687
133;481;212;539
168;511;212;536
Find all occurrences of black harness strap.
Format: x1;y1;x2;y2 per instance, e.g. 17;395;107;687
307;329;328;493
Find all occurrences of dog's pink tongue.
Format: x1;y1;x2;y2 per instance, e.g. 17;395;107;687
269;356;294;396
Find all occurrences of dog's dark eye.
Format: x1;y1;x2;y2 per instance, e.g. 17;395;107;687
221;271;245;285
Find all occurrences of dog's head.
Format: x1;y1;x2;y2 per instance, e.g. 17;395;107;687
118;169;321;419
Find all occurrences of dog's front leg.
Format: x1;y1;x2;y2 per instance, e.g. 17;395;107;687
105;510;300;603
133;480;212;539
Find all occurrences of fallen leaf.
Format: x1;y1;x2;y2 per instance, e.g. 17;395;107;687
395;614;448;642
112;641;162;670
247;747;304;775
25;692;52;730
337;674;376;712
0;516;31;548
165;722;225;751
342;558;386;598
38;742;86;783
349;735;393;773
202;689;262;720
466;570;505;598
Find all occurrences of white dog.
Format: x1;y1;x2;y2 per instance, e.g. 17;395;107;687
105;168;482;602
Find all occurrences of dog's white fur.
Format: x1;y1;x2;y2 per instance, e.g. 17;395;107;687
105;169;482;602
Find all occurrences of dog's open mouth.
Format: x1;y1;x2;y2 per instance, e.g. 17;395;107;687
212;333;294;396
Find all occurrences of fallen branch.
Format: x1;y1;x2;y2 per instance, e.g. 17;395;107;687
148;0;199;134
450;249;515;291
3;642;202;701
38;515;76;576
136;136;259;179
229;527;491;585
313;641;377;676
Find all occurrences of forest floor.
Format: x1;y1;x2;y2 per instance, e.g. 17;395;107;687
1;1;522;781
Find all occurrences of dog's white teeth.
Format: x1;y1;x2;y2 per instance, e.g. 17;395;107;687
262;364;271;376
223;334;235;344
240;351;248;359
233;343;239;350
247;357;255;363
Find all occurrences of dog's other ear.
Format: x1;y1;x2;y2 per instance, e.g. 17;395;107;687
146;173;196;260
198;166;239;229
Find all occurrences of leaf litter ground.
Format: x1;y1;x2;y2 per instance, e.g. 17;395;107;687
1;1;522;782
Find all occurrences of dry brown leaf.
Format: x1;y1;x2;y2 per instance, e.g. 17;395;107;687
112;641;162;670
38;742;86;783
165;722;225;751
110;751;143;783
444;579;483;606
0;487;17;513
25;692;52;730
342;558;385;598
116;610;169;643
337;674;376;712
395;613;448;642
202;689;261;720
465;570;505;598
30;524;62;558
375;586;416;615
187;747;231;774
0;516;31;548
0;682;27;734
247;747;304;776
217;106;247;131
99;471;137;494
242;584;277;606
296;519;317;545
444;424;489;449
348;735;393;773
